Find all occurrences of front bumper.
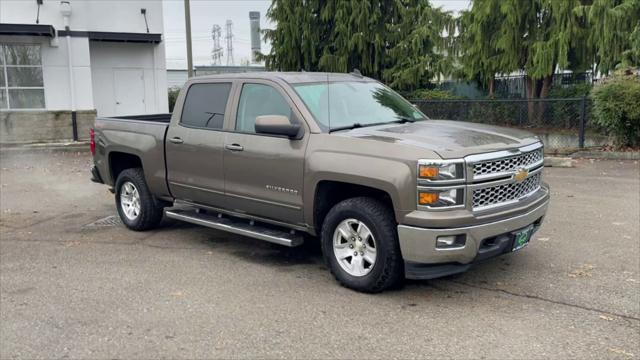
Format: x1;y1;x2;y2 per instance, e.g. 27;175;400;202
398;189;549;279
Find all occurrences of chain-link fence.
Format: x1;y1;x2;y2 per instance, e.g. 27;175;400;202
411;97;609;150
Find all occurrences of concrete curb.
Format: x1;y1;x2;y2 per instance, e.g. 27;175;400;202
0;141;90;153
544;157;574;167
570;151;640;160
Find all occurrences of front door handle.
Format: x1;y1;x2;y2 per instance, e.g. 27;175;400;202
225;143;244;151
169;137;184;144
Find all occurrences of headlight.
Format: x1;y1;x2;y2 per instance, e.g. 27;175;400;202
418;160;464;182
418;187;465;208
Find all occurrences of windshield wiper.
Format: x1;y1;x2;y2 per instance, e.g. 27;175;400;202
329;117;421;132
393;116;417;124
329;123;364;132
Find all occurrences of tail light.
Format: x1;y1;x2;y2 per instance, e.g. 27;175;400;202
89;128;95;155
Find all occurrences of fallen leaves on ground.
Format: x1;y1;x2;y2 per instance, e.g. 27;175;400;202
568;264;595;278
608;348;634;358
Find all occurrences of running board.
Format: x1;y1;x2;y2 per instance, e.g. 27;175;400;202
165;208;304;247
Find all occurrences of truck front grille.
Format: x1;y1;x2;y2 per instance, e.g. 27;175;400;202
472;173;542;210
473;148;543;178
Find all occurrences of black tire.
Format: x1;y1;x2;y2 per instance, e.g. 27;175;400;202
321;197;404;293
115;168;165;231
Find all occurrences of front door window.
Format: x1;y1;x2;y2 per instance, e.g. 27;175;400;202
235;83;291;133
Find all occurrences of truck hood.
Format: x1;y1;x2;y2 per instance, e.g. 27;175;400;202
334;120;541;159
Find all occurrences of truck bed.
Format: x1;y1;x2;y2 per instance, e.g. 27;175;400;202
107;113;172;123
93;113;171;199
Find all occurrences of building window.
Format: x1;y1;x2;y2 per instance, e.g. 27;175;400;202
0;44;45;110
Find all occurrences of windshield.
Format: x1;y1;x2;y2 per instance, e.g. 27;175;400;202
293;81;427;131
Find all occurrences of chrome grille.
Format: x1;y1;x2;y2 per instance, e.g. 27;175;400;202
473;173;542;209
473;148;543;178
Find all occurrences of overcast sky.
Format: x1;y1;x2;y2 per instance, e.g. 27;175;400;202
163;0;471;69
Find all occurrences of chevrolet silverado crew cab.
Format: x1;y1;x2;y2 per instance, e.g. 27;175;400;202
90;72;549;293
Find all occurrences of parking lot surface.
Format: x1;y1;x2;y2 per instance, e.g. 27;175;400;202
1;149;639;359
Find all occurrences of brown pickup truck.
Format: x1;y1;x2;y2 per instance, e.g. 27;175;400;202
90;72;550;292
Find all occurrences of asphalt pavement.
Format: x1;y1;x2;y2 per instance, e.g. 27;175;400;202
0;149;638;359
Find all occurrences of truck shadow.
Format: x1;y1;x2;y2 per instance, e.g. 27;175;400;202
227;240;323;268
161;219;325;268
158;219;518;291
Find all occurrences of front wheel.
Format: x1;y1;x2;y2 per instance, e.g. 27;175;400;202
115;168;165;231
321;197;404;293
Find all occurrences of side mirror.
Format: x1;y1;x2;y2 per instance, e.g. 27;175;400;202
255;115;302;139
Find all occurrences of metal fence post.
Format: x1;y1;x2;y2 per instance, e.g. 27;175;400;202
579;95;587;148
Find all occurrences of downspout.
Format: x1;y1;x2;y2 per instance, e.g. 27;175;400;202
60;1;77;141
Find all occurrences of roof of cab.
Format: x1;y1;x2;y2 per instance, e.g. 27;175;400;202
190;71;375;84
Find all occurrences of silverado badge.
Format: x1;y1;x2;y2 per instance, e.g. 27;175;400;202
513;168;529;182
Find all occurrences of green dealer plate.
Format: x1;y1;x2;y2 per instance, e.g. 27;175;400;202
512;225;534;252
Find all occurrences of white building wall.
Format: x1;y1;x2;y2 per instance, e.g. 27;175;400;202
90;42;168;116
42;36;94;111
167;69;189;89
1;0;167;115
1;0;164;34
0;34;94;111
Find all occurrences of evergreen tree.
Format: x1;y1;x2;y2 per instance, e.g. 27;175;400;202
260;0;323;71
456;0;505;96
496;0;591;101
577;0;640;73
261;0;452;91
317;0;390;78
455;0;595;120
458;0;638;101
383;1;453;90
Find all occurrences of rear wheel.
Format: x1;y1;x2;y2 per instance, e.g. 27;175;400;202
321;197;404;293
115;168;165;231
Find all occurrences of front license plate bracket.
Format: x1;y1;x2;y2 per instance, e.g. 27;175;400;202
512;225;534;251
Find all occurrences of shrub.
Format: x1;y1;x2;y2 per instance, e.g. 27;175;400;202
591;69;640;148
409;88;464;100
168;87;181;113
467;101;522;127
548;83;592;98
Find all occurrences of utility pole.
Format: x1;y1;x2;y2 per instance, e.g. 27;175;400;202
184;0;194;77
60;1;77;141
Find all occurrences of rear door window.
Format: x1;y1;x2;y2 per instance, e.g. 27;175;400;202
181;83;231;129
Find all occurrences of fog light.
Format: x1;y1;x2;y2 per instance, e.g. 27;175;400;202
436;235;466;249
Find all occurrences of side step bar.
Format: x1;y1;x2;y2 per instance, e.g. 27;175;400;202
165;208;304;247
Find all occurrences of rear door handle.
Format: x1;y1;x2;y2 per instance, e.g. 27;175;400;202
225;144;244;151
169;137;184;144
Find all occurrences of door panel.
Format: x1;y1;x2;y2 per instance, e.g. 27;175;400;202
166;82;232;207
114;69;145;115
166;126;226;206
224;132;306;224
224;82;307;224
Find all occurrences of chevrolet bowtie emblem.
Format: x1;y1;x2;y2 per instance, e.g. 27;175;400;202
513;168;529;182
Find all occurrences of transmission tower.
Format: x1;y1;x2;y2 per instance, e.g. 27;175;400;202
225;19;234;66
211;24;223;65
